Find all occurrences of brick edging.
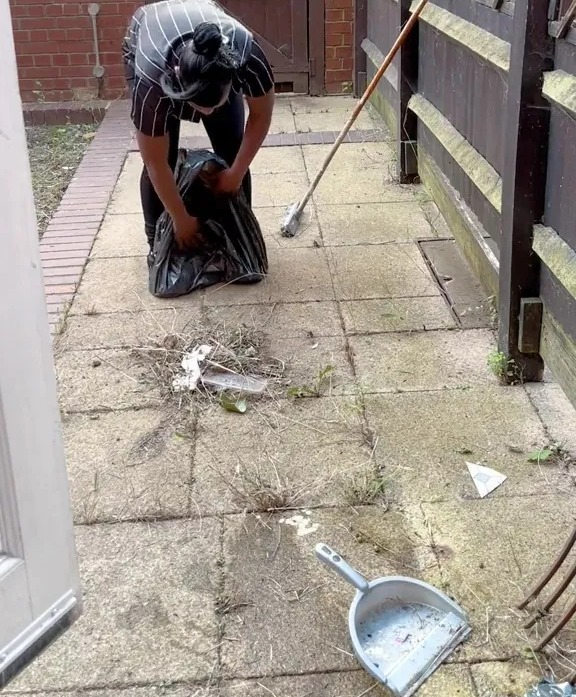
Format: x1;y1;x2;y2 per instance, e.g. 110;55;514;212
23;100;110;127
39;101;133;333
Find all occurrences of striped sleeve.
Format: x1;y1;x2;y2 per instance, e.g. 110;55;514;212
130;79;174;137
239;41;274;98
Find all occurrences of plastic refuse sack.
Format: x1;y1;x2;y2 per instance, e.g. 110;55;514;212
525;680;576;696
149;149;268;298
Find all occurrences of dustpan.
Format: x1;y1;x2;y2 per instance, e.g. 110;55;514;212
316;544;471;697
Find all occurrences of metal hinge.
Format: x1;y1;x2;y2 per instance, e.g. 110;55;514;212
309;58;316;77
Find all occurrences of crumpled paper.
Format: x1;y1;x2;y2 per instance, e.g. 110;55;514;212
525;680;576;697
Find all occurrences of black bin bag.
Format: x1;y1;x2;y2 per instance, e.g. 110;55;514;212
149;149;268;298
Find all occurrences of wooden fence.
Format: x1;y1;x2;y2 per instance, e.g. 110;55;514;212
355;0;576;406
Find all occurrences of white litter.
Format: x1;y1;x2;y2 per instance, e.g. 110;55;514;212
279;513;319;537
172;344;212;391
201;369;267;394
466;462;507;498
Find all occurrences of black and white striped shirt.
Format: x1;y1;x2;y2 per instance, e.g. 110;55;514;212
123;0;274;136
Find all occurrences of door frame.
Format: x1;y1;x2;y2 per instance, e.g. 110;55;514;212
221;0;325;95
0;1;81;686
309;0;326;95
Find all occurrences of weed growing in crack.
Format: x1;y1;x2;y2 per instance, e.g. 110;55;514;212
343;465;388;508
287;364;335;399
487;349;524;384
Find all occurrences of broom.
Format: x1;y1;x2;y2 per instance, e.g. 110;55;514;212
281;0;429;237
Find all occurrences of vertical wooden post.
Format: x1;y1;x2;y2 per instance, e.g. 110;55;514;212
498;0;554;382
353;0;367;96
308;0;325;96
396;0;419;183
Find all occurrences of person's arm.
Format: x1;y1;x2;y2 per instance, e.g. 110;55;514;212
136;130;200;248
215;90;274;193
233;90;274;178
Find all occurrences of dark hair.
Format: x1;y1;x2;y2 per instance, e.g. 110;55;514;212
161;22;239;106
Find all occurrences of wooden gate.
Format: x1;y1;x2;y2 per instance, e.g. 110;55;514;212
218;0;322;94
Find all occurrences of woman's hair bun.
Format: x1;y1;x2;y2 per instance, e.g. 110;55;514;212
193;22;223;59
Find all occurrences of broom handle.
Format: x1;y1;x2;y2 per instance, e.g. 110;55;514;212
295;0;429;217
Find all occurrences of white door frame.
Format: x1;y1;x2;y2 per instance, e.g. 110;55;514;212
0;0;81;684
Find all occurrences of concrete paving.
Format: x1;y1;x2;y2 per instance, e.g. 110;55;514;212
9;95;576;696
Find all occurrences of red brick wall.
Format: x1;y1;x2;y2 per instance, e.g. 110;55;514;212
10;0;355;102
9;0;140;102
325;0;354;94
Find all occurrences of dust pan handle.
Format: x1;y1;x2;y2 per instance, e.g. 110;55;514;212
315;544;369;593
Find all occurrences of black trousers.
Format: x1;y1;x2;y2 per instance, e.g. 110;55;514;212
141;91;252;245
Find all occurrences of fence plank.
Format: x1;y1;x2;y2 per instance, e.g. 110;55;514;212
354;0;368;95
397;0;419;181
498;0;554;381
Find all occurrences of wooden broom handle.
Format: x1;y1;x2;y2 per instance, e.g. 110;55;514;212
295;0;430;216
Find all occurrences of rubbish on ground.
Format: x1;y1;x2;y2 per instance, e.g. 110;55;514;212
315;544;470;697
219;394;248;414
525;680;576;696
172;344;212;391
149;149;268;298
279;513;318;537
466;462;507;498
518;523;576;651
202;369;267;394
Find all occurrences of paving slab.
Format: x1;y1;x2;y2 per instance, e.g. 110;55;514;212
290;95;371;113
329;244;440;300
222;666;476;696
420;495;575;662
193;396;370;514
471;660;541;697
70;256;204;315
61;307;203;350
341;297;456;334
294;108;376;132
350;329;496;393
251;146;306;174
64;409;192;523
91;212;147;258
180;102;296;139
203;247;334;306
420;239;493;328
303;143;400;205
417;193;454;238
316;202;435;246
255;205;322;249
252;171;310;208
302;142;394;172
10;520;220;691
107;152;142;215
525;382;576;454
204;300;343;339
267;334;357;396
221;507;439;679
362;386;570;504
225;665;475;696
5;689;215;697
265;109;298;134
179;119;205;138
56;348;162;412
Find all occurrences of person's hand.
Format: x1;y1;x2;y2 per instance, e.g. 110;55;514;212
213;167;243;195
173;213;202;251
